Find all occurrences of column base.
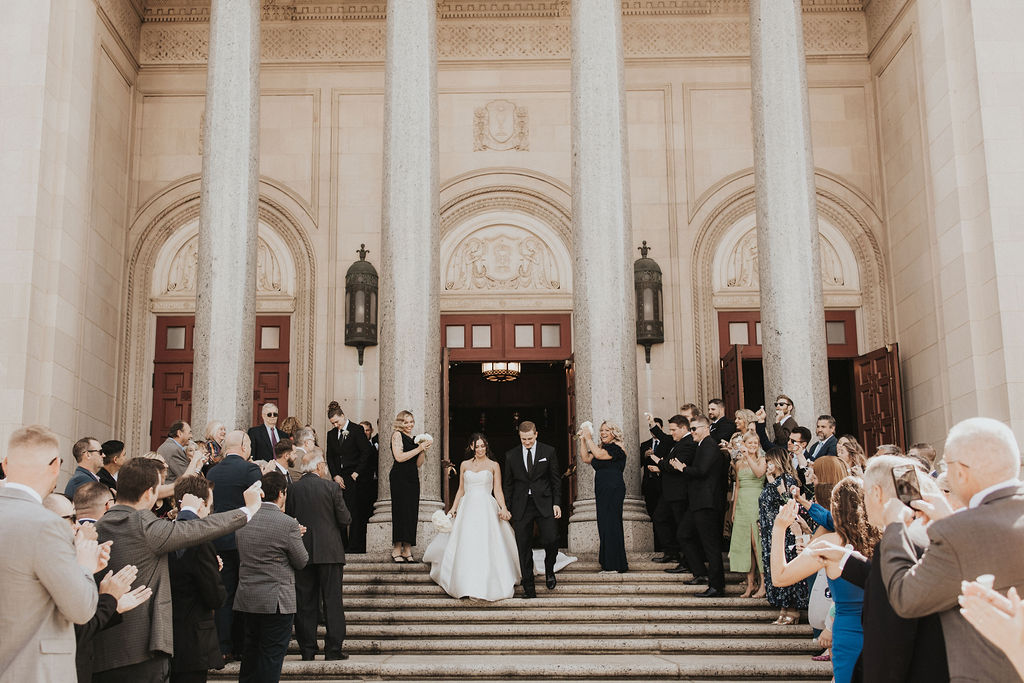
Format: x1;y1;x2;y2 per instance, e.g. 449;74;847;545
365;497;444;554
567;497;654;553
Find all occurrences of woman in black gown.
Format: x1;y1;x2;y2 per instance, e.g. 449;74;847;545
390;410;430;562
578;421;629;573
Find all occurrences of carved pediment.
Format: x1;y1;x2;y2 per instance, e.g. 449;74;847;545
164;235;283;294
444;226;560;292
721;225;853;291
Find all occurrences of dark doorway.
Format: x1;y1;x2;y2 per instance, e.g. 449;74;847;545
447;361;571;547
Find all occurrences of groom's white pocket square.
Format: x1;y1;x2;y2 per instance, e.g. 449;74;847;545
537;458;547;463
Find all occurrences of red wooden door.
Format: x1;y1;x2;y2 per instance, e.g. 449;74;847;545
152;315;290;449
152;317;195;450
565;354;578;510
853;344;906;454
721;344;744;416
251;316;290;426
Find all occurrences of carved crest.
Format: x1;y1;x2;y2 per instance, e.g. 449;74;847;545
473;99;529;151
165;235;283;294
445;226;559;291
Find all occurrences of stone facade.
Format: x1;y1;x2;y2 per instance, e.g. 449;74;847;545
2;0;1022;493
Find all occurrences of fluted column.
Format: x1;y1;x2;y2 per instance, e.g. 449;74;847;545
749;0;831;422
366;1;442;553
569;0;651;553
193;0;261;431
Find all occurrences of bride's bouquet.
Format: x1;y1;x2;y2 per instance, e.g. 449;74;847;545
577;420;594;439
414;433;434;445
431;508;453;533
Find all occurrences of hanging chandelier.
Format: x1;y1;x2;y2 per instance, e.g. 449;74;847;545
481;361;521;382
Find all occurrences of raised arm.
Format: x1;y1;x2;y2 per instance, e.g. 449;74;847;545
743;450;767;478
392;432;427;463
578;429;612;463
143;509;248;555
769;500;829;586
881;521;962;618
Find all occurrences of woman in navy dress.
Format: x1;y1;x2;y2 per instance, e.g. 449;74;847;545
390;410;431;562
578;421;628;573
769;477;881;683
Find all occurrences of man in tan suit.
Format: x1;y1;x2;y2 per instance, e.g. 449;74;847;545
0;425;106;682
881;417;1024;682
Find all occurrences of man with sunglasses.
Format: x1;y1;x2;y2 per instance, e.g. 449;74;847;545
65;437;105;498
247;403;290;464
771;395;798;447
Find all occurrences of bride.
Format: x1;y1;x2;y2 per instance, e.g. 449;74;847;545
423;434;521;600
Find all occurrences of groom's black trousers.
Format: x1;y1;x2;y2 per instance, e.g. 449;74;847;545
514;496;558;589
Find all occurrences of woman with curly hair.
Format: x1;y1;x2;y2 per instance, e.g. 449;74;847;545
837;435;867;476
578;421;628;573
770;477;882;683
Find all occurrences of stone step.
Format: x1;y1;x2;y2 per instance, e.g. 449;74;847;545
343;608;785;623
343;582;747;596
209;653;831;680
286;636;819;655
344;571;734;584
344;559;734;574
343;596;777;610
333;623;815;637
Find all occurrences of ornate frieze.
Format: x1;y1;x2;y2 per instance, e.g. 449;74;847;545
138;2;867;64
474;100;529;151
445;226;561;292
164;235;283;295
97;0;143;58
864;0;910;50
723;227;847;290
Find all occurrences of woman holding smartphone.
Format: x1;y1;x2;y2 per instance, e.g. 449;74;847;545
770;478;881;683
758;447;812;624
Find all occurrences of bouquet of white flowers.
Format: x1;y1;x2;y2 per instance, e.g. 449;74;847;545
577;421;594;439
431;508;453;533
414;433;433;445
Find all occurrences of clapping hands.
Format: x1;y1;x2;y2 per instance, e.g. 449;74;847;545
75;524;112;574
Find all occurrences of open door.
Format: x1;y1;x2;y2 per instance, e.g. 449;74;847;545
441;347;456;511
721;344;744;415
564;355;577;513
854;344;906;454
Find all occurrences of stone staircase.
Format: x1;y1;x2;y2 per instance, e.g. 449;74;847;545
212;555;832;681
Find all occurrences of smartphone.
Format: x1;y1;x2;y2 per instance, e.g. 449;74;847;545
891;464;922;507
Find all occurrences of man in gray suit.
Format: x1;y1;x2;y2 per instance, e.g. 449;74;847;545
91;457;262;683
0;425;106;682
236;471;309;682
881;417;1024;682
157;420;192;483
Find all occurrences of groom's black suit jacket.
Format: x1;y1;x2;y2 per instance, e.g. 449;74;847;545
503;442;561;519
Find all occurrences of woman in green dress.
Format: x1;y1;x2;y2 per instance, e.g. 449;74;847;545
728;431;766;598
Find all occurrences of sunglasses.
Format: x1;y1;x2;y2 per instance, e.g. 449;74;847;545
265;412;278;417
689;425;706;431
788;438;803;444
775;402;790;407
61;513;77;522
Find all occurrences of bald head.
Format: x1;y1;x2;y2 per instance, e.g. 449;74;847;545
222;430;250;458
944;417;1022;500
43;493;74;524
4;425;62;497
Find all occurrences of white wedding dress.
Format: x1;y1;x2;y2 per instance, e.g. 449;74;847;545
424;469;521;600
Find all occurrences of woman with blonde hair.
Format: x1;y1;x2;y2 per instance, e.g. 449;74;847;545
578;421;628;573
728;431;766;597
837;436;867;476
390;410;431;562
733;409;758;438
203;420;227;465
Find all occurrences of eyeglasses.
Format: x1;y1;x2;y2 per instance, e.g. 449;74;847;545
86;449;103;454
265;412;278;417
775;402;790;407
788;438;803;445
61;513;77;522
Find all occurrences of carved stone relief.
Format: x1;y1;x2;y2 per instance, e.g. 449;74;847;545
164;235;283;294
723;227;848;290
445;226;560;292
474;100;529;151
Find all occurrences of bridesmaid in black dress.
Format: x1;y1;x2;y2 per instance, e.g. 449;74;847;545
390;410;430;562
578;421;629;573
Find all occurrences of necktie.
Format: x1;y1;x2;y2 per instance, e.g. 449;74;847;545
653;439;659;451
338;430;342;442
270;429;278;446
527;448;534;472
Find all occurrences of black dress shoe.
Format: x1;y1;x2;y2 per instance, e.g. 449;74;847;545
325;652;349;661
522;589;536;599
697;587;723;598
651;554;679;563
684;575;709;585
665;563;690;574
545;571;557;590
300;653;316;661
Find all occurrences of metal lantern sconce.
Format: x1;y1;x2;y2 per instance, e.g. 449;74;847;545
344;244;378;365
634;240;664;363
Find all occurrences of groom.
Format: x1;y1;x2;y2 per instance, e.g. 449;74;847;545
503;421;562;598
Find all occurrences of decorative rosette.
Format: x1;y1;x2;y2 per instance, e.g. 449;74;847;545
431;508;453;533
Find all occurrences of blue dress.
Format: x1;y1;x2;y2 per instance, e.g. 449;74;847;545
826;574;864;683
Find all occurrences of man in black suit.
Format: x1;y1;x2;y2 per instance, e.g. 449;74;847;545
707;399;737;445
325;406;375;553
168;475;228;682
809;455;948;682
205;431;263;663
285;449;352;661
639;418;668;551
246;403;289;464
648;414;695;572
805;414;838;462
503;420;562;598
677;415;728;597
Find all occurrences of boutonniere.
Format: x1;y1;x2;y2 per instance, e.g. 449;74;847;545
342;429;349;438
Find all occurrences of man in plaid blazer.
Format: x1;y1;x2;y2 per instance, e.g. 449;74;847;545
236;471;309;682
91;458;262;683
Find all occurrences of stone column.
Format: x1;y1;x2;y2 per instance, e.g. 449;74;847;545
193;0;261;432
749;0;830;423
569;0;651;553
366;1;442;553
